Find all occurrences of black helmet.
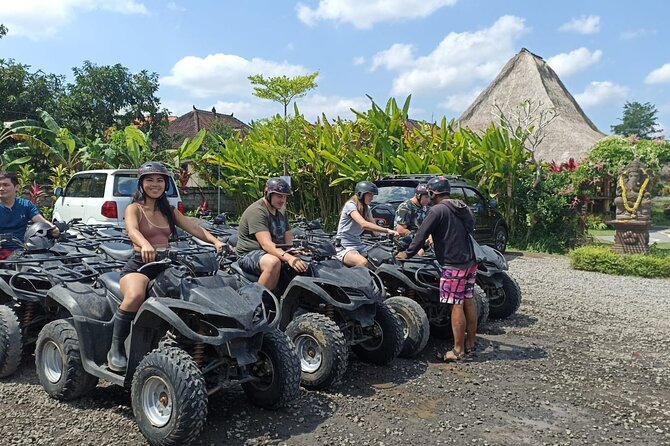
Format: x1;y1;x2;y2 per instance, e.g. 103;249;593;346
415;183;429;200
355;181;378;200
24;221;55;251
138;161;170;192
427;176;451;198
264;177;292;202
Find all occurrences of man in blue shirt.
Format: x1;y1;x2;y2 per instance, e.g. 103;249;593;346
0;172;59;259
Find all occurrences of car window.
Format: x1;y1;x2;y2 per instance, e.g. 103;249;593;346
373;186;415;204
114;174;179;197
64;173;107;198
449;187;465;201
463;187;485;206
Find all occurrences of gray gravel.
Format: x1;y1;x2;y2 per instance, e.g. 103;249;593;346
1;253;669;446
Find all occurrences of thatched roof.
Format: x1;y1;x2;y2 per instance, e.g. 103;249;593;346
458;48;605;163
167;107;250;145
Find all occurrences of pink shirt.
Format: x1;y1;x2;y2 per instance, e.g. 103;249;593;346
136;204;171;247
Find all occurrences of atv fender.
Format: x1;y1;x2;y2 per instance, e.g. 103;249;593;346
125;297;265;381
280;276;376;330
375;264;430;294
476;272;505;288
0;273;17;304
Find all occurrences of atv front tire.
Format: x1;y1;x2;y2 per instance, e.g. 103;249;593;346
385;296;429;358
474;286;490;330
286;312;348;390
131;346;207;446
352;302;404;365
0;305;22;378
35;319;99;399
242;329;301;409
488;273;521;319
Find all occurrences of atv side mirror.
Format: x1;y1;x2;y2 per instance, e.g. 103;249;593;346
488;199;498;209
54;187;64;197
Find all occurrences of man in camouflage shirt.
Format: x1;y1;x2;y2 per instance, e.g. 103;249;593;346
394;183;430;236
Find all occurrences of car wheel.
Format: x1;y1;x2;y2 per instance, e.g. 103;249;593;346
494;225;508;253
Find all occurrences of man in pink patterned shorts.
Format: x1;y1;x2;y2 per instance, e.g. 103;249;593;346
396;176;477;361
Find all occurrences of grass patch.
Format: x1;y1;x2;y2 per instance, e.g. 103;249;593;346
587;228;615;237
569;245;670;278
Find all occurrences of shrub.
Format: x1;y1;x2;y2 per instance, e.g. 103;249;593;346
569;245;670;278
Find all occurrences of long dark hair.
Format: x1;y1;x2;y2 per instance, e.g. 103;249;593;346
133;175;177;237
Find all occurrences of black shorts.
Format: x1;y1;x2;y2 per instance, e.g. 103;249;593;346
120;254;164;280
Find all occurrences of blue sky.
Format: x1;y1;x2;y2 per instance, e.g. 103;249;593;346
1;0;669;135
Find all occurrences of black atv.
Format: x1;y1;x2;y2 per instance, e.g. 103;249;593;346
365;234;519;338
0;225;121;378
229;235;404;391
34;245;300;446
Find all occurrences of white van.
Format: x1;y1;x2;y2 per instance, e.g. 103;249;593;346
52;169;184;225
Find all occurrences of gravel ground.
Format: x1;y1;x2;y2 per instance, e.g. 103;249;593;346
1;253;669;446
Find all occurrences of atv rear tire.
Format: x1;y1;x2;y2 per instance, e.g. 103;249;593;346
35;319;98;399
385;296;429;358
488;273;521;319
352;302;404;365
132;346;207;446
242;329;301;409
286;312;348;390
0;305;22;378
474;287;490;330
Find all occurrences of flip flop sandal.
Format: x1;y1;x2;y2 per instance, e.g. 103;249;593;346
436;349;465;362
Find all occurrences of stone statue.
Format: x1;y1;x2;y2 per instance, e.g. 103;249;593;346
614;159;652;221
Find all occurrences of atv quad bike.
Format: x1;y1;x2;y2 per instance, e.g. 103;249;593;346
35;245;300;446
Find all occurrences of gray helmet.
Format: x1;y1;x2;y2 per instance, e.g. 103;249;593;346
264;177;292;202
415;183;429;200
138;161;170;193
24;221;55;251
355;181;378;200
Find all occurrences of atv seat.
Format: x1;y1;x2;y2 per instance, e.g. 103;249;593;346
230;261;260;282
98;271;123;303
98;242;134;261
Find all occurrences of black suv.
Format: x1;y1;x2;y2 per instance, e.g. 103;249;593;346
370;174;509;253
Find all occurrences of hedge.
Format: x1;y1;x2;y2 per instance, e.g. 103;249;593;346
569;246;670;278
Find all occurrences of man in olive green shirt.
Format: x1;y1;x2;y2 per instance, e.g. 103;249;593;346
236;178;308;290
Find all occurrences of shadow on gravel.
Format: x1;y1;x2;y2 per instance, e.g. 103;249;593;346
482;313;538;335
504;251;524;262
332;356;429;398
198;387;339;445
428;337;547;364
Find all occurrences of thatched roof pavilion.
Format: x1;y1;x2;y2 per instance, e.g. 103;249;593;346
458;48;605;163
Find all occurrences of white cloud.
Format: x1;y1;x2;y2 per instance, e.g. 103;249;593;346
2;0;147;40
297;94;371;121
163;95;370;125
371;15;527;96
547;48;602;77
161;53;312;98
645;62;670;84
353;56;366;66
620;28;656;40
559;15;600;34
370;44;415;72
296;0;458;29
439;88;483;112
574;81;630;108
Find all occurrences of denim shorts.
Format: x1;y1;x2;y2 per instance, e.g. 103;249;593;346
335;245;368;262
237;250;266;276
